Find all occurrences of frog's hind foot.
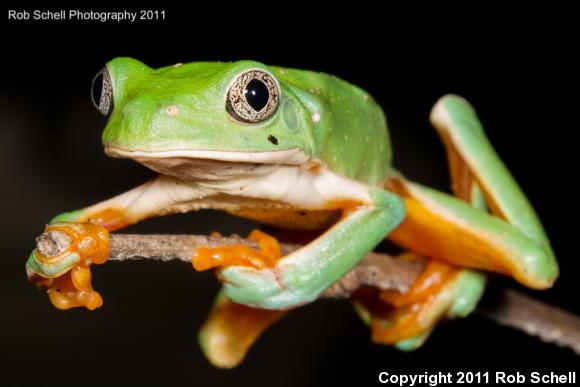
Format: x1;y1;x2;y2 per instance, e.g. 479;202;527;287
199;290;287;368
352;257;486;350
192;229;282;271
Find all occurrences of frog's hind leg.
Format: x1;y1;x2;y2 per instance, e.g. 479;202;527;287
199;290;287;369
357;95;558;348
431;95;550;246
387;95;558;289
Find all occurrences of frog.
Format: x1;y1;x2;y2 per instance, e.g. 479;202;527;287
26;57;558;368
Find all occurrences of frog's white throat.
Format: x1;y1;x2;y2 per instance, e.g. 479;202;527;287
104;146;310;181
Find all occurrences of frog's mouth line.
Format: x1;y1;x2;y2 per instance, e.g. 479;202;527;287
105;146;312;181
104;147;310;164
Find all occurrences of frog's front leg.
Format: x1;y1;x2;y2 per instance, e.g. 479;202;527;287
194;171;406;310
27;175;212;310
47;174;208;229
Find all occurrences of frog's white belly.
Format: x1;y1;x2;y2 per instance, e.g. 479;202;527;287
88;155;375;229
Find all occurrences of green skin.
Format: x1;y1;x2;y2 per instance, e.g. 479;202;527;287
27;58;558;349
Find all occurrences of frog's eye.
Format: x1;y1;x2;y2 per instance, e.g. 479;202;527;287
226;69;280;123
91;68;114;117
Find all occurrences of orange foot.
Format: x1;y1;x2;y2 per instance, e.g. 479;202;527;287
199;292;287;368
192;230;282;271
355;255;462;344
30;222;109;311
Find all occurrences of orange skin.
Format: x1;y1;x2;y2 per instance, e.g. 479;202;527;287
372;260;461;344
193;230;282;271
32;211;123;310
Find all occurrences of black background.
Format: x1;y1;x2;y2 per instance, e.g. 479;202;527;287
0;5;578;387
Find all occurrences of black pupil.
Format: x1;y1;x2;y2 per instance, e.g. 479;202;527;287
92;72;103;107
244;79;269;111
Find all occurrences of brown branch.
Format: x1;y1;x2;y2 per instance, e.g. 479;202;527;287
105;234;426;297
36;231;580;355
477;289;580;355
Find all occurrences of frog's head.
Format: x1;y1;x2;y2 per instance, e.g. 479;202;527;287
93;57;315;177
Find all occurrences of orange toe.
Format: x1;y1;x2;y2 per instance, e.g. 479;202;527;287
33;265;104;311
379;260;457;307
192;229;282;271
355;259;461;344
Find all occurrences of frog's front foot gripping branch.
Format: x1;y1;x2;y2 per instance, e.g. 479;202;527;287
26;174;196;310
27;222;110;310
193;187;406;310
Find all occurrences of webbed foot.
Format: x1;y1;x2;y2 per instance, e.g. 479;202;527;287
192;229;282;271
199;290;287;368
353;256;486;350
27;222;109;310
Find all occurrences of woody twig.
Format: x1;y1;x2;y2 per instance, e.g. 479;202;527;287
35;232;580;356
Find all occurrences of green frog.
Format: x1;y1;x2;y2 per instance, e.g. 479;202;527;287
26;58;558;368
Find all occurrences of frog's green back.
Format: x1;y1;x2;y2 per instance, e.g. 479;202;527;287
272;66;392;186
